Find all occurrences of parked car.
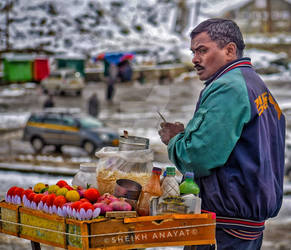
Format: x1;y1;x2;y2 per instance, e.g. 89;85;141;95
22;108;119;155
41;69;84;96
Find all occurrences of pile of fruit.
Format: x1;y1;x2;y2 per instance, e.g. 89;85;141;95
5;180;132;220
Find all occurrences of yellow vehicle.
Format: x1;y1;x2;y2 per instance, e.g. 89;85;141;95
22;108;119;155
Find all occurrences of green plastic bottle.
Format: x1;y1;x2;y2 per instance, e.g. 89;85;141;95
179;172;200;195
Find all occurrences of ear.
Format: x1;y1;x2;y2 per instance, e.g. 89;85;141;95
225;42;237;60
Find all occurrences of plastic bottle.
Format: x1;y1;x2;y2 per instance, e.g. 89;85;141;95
160;167;180;199
137;167;162;216
179;172;200;195
72;163;98;189
179;172;201;214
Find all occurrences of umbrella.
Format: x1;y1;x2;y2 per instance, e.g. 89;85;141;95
96;52;135;65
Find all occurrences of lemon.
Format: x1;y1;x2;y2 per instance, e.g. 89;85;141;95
56;187;68;196
65;190;80;202
33;183;46;193
48;184;60;194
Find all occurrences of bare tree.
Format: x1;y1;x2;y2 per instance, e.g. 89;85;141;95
0;0;13;50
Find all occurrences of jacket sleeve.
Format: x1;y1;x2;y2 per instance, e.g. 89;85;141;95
167;78;251;177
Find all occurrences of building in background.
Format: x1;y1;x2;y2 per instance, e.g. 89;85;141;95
2;54;49;83
221;0;291;34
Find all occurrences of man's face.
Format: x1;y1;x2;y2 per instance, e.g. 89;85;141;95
191;32;230;81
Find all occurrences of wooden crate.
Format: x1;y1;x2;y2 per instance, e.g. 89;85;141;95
1;201;216;249
66;217;107;249
66;212;216;249
0;201;20;237
19;207;66;249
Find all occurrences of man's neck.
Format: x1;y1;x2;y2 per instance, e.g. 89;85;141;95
204;57;251;86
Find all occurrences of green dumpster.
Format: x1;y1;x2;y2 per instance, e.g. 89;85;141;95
56;57;85;77
3;56;33;83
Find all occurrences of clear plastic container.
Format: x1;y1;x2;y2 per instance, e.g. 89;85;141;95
72;162;98;189
181;194;201;214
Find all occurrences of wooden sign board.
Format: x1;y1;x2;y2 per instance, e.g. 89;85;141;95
19;207;66;249
67;213;216;249
0;201;216;249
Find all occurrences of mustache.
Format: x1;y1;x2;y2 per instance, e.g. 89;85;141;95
194;64;204;71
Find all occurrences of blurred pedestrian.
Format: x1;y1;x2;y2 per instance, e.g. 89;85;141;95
137;71;145;85
118;60;133;82
43;94;55;109
106;63;118;103
88;92;100;118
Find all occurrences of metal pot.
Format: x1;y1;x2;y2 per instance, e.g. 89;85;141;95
119;135;149;151
114;179;142;200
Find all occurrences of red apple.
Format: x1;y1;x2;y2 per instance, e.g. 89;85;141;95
70;201;83;211
84;188;100;203
56;180;68;188
78;202;94;211
53;195;67;208
14;187;24;198
33;194;44;204
46;193;56;207
7;186;18;196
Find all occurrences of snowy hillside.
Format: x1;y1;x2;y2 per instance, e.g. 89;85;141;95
0;0;194;63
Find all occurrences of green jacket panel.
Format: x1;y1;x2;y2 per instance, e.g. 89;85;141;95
167;68;251;177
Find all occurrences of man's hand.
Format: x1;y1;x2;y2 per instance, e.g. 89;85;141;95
158;122;184;145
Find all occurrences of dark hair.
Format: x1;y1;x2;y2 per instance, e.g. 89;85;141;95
190;18;245;58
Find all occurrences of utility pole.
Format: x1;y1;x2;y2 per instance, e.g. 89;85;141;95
5;0;11;50
175;0;188;34
193;0;201;27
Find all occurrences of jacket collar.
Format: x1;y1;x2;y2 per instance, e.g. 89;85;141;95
204;57;252;87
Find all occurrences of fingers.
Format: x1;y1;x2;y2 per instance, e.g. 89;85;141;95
160;122;166;128
160;122;175;128
158;126;169;145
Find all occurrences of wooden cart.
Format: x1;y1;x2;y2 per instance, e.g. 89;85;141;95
0;201;216;249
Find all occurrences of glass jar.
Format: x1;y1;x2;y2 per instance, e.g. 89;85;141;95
72;162;98;189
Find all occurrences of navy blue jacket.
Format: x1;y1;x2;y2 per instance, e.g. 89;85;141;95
168;58;286;231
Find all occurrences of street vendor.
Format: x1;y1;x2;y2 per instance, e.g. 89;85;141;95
159;18;286;250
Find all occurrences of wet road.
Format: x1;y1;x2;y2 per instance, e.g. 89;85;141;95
1;78;291;249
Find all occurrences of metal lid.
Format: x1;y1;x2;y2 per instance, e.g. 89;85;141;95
119;135;149;151
152;167;162;175
185;172;194;179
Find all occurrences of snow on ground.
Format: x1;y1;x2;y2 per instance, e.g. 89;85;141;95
245;48;288;69
261;71;291;82
0;112;30;129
